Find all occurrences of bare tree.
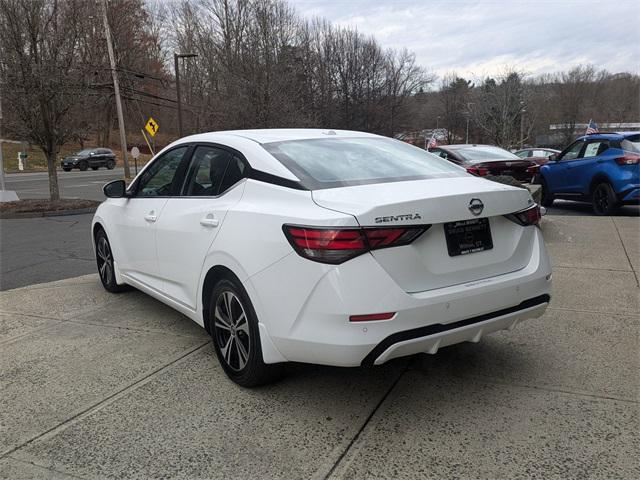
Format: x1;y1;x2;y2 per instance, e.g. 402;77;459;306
439;73;473;143
470;70;532;148
0;0;95;200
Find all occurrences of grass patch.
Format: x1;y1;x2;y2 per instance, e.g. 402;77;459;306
0;198;101;217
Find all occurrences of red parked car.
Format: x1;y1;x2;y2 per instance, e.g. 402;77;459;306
428;144;537;182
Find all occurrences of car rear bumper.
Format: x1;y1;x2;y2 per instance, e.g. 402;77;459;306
362;294;548;365
248;227;552;367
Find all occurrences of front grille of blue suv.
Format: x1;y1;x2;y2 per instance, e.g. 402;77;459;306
539;132;640;215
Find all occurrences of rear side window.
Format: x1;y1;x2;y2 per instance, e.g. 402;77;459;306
582;141;608;158
262;137;464;189
181;147;246;196
183;146;230;196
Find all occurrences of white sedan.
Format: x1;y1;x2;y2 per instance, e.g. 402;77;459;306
93;129;552;386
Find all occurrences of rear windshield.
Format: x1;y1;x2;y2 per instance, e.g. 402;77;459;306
621;134;640;153
455;146;519;163
262;137;465;189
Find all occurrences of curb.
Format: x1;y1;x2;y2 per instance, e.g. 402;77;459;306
0;207;98;219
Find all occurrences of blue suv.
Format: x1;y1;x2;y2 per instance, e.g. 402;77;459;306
540;132;640;215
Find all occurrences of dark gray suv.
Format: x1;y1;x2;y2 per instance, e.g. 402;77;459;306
61;148;116;171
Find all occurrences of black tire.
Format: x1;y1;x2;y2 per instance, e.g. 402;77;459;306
106;159;115;170
95;229;129;293
209;277;284;387
540;178;554;207
63;167;72;172
91;166;99;170
592;182;619;216
79;160;88;171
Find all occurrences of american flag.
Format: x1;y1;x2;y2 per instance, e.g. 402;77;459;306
585;119;599;135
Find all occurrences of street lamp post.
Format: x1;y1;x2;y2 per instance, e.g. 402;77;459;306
520;103;526;149
174;52;198;137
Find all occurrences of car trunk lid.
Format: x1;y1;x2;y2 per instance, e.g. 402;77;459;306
312;177;536;293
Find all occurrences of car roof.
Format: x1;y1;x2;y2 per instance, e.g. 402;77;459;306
578;131;640;141
516;147;558;152
191;128;380;144
149;129;385;182
436;144;499;150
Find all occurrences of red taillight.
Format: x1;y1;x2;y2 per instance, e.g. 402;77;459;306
505;204;541;226
283;225;429;264
467;166;489;176
615;154;640;165
349;312;395;322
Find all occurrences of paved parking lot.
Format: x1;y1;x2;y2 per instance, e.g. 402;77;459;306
0;215;638;479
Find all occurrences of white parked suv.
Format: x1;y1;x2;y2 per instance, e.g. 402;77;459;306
93;129;552;386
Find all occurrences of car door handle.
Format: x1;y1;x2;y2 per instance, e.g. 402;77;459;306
144;212;157;222
200;214;219;228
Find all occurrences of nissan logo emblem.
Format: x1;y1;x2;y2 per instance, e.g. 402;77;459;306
469;198;484;216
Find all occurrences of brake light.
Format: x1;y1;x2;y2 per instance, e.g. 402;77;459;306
467;166;489;176
283;225;429;264
615;154;640;165
505;204;541;226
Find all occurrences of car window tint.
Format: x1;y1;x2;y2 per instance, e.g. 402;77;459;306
515;151;529;158
263;137;463;189
219;155;246;193
137;147;188;197
560;142;583;161
184;146;230;196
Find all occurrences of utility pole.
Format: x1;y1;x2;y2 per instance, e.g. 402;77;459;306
102;0;130;178
174;52;198;138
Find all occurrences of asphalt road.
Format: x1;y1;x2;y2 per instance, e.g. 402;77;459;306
3;168;127;201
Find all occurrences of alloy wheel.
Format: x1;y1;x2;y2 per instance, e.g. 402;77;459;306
96;236;113;285
214;291;251;371
594;185;609;214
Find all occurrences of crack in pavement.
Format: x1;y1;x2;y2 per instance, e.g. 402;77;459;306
322;360;411;480
4;456;89;480
0;341;211;459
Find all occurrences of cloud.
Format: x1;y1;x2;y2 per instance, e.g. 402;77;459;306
289;0;640;80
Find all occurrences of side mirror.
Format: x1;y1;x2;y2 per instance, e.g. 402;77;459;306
548;154;558;162
103;180;127;198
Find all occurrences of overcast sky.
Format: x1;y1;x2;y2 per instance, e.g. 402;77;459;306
289;0;640;81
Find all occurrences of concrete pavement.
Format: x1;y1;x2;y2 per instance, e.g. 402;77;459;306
0;215;638;479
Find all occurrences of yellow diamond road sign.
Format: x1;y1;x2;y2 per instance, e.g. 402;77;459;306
145;117;159;137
